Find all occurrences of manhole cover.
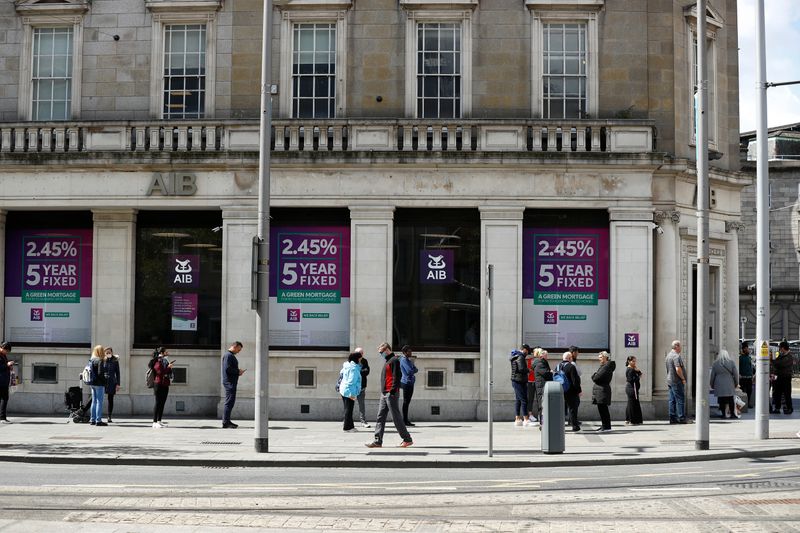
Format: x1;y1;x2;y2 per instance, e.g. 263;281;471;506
200;441;242;445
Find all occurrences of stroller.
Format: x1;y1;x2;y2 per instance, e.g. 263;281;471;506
65;385;91;423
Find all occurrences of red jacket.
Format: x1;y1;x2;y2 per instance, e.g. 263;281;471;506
380;353;402;394
154;358;172;387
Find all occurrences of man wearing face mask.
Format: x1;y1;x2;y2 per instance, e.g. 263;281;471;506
365;342;413;448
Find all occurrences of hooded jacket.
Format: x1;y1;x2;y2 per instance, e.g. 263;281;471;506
591;360;616;405
339;361;362;398
104;355;121;393
90;355;108;387
380;352;402;394
510;351;528;383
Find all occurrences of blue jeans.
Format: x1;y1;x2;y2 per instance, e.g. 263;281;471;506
90;385;105;423
668;382;686;421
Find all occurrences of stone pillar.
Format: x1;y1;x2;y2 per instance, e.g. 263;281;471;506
91;209;137;410
349;206;394;352
609;208;654;405
478;206;523;417
653;210;682;401
0;210;6;339
725;221;743;358
219;204;258;418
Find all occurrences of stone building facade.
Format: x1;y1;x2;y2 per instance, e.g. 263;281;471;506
740;125;800;341
0;0;746;421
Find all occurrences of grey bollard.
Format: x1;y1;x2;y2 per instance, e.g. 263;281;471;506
542;381;565;454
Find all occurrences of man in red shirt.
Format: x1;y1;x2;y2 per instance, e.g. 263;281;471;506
365;342;413;448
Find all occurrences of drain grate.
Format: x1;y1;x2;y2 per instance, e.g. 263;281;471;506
659;440;694;445
722;480;800;490
731;498;800;505
200;441;242;445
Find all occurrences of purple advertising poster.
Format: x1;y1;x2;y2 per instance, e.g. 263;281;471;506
522;227;609;349
419;249;454;284
4;228;93;343
171;293;198;331
268;226;351;347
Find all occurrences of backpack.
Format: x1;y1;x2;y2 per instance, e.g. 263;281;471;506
145;365;155;389
81;361;94;385
553;362;571;393
335;369;344;393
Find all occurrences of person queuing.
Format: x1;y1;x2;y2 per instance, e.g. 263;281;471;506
710;349;739;419
88;345;108;427
558;351;581;432
771;340;794;415
400;345;418;427
665;340;688;424
366;343;413;448
625;356;643;425
339;352;363;432
104;346;121;423
0;342;14;424
525;345;538;426
150;347;174;428
509;346;529;426
532;350;552;426
739;342;754;409
591;351;615;432
354;347;371;428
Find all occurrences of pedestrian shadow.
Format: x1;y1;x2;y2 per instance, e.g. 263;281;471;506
0;442;175;456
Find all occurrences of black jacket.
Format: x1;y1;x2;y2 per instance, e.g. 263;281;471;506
222;350;239;388
625;367;641;398
0;354;10;388
510;354;528;383
591;361;616;405
533;358;552;391
559;361;581;394
380;352;402;394
359;356;370;390
772;351;793;378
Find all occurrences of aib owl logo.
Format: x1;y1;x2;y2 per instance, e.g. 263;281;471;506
544;311;558;325
287;309;300;322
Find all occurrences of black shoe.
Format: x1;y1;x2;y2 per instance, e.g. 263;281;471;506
222;422;238;429
96;422;108;427
669;418;678;424
365;441;382;448
405;421;415;427
571;426;581;432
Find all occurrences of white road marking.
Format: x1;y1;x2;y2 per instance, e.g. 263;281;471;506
628;487;722;492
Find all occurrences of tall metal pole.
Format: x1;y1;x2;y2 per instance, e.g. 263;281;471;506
694;0;710;451
486;264;494;457
755;0;770;440
255;0;273;453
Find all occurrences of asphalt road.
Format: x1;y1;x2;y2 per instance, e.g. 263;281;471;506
0;457;798;531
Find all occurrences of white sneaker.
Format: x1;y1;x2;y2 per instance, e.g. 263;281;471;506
523;420;531;427
0;419;11;424
152;422;164;428
361;422;371;428
514;419;523;426
159;421;168;425
345;428;358;433
796;430;800;439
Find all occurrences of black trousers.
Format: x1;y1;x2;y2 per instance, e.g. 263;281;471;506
564;391;580;429
401;383;414;424
526;382;537;415
597;403;611;429
342;396;355;430
717;396;735;418
740;377;754;407
106;392;115;418
0;386;8;420
153;385;169;422
772;376;793;413
625;392;643;424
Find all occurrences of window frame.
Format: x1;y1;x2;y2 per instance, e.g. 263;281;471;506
149;12;218;119
279;9;348;119
404;8;473;119
529;8;599;119
296;367;317;388
687;28;719;149
17;15;85;121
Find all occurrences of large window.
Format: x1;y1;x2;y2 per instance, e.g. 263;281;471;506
31;27;73;121
393;210;480;351
416;22;461;119
163;24;207;119
292;23;336;119
134;212;222;348
542;23;586;119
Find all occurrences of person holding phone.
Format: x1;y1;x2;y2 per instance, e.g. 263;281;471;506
0;342;14;424
221;341;245;429
104;346;121;423
150;347;173;428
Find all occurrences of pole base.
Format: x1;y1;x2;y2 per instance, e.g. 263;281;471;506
255;438;269;453
695;440;709;451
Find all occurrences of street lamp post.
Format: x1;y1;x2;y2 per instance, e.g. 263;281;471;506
255;0;273;453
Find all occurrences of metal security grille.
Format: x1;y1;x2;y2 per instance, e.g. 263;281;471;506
163;24;206;119
542;23;586;119
32;27;73;121
292;23;336;119
417;22;461;119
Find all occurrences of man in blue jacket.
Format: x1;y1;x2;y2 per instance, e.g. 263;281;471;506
221;341;244;428
400;345;418;427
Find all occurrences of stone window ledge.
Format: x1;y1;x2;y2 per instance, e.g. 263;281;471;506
400;0;477;10
145;0;223;14
14;0;89;16
525;0;603;10
275;0;352;8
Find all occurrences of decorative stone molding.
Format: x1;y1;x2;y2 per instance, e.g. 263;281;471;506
654;210;681;224
14;0;89;16
525;0;603;9
479;206;525;221
725;221;745;232
400;0;478;9
144;1;223;14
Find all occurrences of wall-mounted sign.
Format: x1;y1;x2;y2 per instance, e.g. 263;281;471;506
269;226;350;347
420;249;454;284
625;333;640;348
522;227;609;349
4;228;93;343
171;293;198;331
146;173;197;196
169;254;199;288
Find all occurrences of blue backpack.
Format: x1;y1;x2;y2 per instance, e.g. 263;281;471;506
553;362;571;393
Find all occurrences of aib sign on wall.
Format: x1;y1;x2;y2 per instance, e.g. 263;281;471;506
169;255;199;288
420;250;454;284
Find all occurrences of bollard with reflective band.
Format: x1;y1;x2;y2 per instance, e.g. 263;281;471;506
542;381;565;454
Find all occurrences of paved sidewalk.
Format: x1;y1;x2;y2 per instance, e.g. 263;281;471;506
0;410;798;468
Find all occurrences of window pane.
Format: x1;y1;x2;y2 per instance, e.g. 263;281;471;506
440;98;454;118
423;98;437;118
415;22;461;119
291;23;336;118
163;24;207;118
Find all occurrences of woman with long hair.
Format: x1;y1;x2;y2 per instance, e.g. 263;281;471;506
624;355;643;425
104;346;121;423
710;349;739;419
150;347;173;428
89;345;108;426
